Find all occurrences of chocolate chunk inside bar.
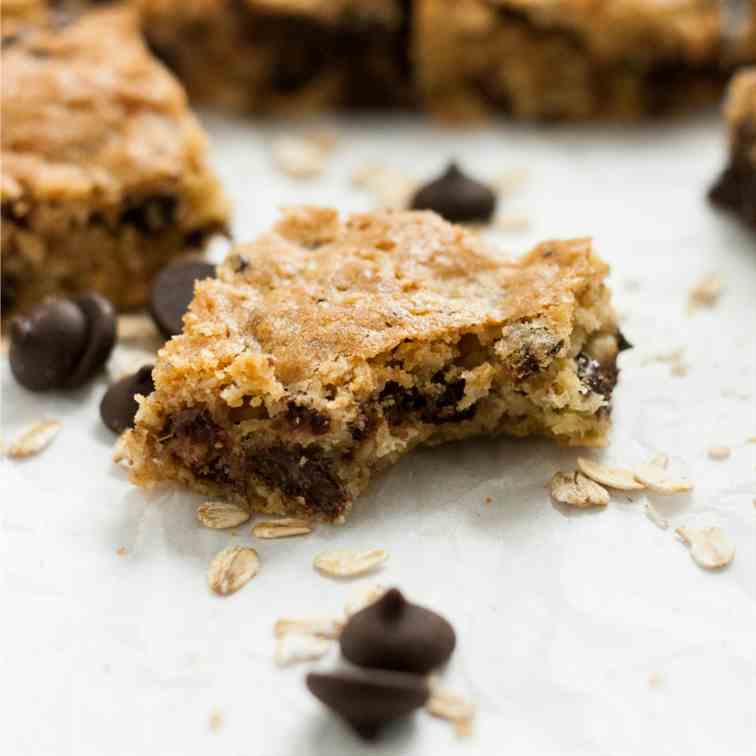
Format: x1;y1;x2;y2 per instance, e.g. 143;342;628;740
709;68;756;227
415;0;725;120
139;0;413;112
1;6;229;315
124;207;627;521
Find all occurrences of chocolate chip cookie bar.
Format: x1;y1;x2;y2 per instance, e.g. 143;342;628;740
414;0;725;120
124;207;627;521
138;0;412;113
709;67;756;227
1;6;229;316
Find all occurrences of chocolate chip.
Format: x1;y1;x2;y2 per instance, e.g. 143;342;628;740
576;353;618;399
340;588;456;675
410;162;496;224
306;669;429;740
149;258;215;338
121;194;178;235
65;292;116;388
285;402;331;435
616;329;633;352
99;365;155;434
9;298;88;391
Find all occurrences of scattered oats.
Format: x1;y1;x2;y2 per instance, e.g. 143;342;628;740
116;546;128;556
116;314;162;349
707;445;731;461
688;273;723;312
644;502;669;530
252;517;313;539
648;672;664;689
647;452;669;469
549;471;610;508
344;584;387;618
275;632;332;667
109;348;158;379
208;546;260;596
351;163;417;209
577;458;645;491
7;419;61;459
670;362;689;377
494;213;530;232
676;526;735;569
271;134;328;178
209;710;223;733
426;687;475;738
492;167;528;195
313;548;388;578
633;463;693;494
274;617;343;639
197;501;251;530
642;347;688;376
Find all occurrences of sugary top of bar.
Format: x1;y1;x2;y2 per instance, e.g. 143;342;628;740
1;7;210;204
150;207;611;402
455;0;721;62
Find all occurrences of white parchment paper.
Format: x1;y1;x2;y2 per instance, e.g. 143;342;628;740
2;111;755;756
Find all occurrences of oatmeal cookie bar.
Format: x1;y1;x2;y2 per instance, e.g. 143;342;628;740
124;207;627;521
414;0;725;120
1;7;229;316
709;67;756;228
138;0;412;113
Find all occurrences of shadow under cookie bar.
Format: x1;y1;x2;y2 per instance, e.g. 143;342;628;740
709;68;756;228
0;6;229;316
123;207;628;522
140;0;413;113
414;0;725;120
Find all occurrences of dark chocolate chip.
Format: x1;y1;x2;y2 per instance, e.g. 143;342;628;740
9;299;88;391
615;329;633;352
410;162;496;224
149;258;216;338
306;668;429;740
100;365;155;433
285;402;331;435
576;353;618;399
340;588;456;675
65;292;116;388
121;194;178;235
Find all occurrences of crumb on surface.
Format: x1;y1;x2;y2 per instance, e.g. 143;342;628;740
116;546;128;556
209;709;223;733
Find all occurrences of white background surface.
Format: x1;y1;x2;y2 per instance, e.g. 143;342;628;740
2;111;756;756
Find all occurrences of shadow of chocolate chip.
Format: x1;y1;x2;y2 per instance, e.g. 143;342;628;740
410;162;496;224
66;292;116;388
100;365;155;434
340;588;456;675
306;669;428;740
149;258;216;338
9;299;88;391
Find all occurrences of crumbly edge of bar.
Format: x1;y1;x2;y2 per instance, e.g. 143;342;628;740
123;278;623;521
142;1;412;112
1;190;228;315
416;2;725;120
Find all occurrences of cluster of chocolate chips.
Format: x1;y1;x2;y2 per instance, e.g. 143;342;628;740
9;292;116;391
306;588;456;739
8;257;217;433
410;162;497;224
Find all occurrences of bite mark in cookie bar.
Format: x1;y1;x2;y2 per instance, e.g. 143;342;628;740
710;68;756;228
1;6;229;315
124;207;626;521
415;0;725;120
139;0;413;113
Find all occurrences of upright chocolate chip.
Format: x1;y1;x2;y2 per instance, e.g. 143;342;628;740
410;162;496;224
100;365;155;433
616;329;633;352
306;669;429;740
149;258;216;338
340;588;456;675
9;299;88;391
66;292;116;388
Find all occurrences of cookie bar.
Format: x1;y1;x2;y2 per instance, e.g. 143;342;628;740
138;0;412;113
414;0;725;120
124;207;626;521
1;7;229;316
709;68;756;228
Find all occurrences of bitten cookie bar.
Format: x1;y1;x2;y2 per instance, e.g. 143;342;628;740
138;0;412;113
414;0;724;120
124;207;627;521
709;68;756;228
1;7;229;316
